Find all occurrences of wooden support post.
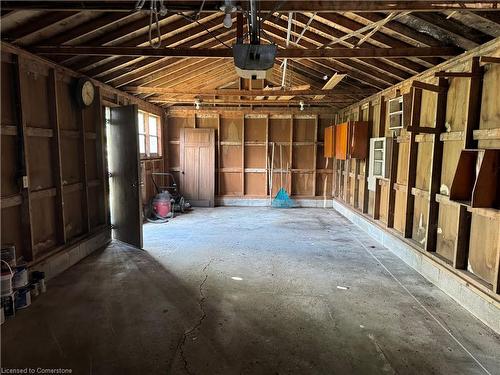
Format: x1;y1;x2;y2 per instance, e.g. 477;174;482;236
265;115;269;197
97;87;110;225
79;111;90;233
241;114;245;196
362;103;374;213
14;55;34;261
453;56;484;269
493;229;500;294
387;137;399;228
312;115;318;197
47;68;66;244
216;114;221;197
373;180;381;220
425;77;449;252
289;115;293;194
404;88;422;238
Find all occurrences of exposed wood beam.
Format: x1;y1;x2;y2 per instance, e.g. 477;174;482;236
125;86;366;97
32;46;462;58
150;98;346;105
3;1;500;12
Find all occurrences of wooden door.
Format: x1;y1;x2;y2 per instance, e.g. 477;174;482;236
180;128;215;207
108;105;142;248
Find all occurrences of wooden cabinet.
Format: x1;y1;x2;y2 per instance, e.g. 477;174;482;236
334;121;369;160
324;125;334;158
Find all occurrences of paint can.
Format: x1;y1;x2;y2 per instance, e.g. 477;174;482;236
1;244;16;267
32;271;46;293
1;260;14;297
12;267;28;289
1;293;15;318
14;287;31;309
31;282;40;298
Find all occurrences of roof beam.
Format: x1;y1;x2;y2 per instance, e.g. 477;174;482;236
31;46;462;58
124;87;366;97
3;1;500;12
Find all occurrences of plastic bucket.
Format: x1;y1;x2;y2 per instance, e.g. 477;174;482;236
1;245;16;267
12;267;28;289
1;260;14;297
14;287;31;309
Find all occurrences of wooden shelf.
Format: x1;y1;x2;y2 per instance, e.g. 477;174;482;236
450;149;500;209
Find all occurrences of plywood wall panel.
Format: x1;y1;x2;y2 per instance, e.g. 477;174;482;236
220;172;242;195
168;143;180;169
441;141;463;192
436;204;458;262
1;61;17;126
293;145;315;169
31;196;57;256
245;146;266;168
480;63;500;130
468;214;499;286
63;189;84;240
1;136;19;196
393;190;406;234
244;117;266;141
220;117;242;142
245;173;266;196
27;137;54;191
412;195;429;247
221;145;242;168
416;142;432;190
57;80;80;130
1;207;25;262
85;139;98;181
88;186;105;229
292;173;314;196
293;118;315;142
315;173;332;198
61;137;82;184
21;69;51;128
269;118;291;142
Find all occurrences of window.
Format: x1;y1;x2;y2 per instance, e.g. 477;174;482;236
138;111;161;158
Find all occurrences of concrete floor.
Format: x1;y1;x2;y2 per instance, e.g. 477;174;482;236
2;207;499;375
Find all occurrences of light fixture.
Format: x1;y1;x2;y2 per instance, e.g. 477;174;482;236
299;101;305;111
323;75;329;81
220;0;237;29
194;98;201;109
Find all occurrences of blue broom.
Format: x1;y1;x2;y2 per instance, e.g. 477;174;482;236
271;145;296;208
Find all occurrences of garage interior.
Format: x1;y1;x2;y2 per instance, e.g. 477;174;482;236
1;1;500;374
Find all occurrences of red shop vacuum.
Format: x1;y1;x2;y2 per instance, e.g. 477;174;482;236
145;173;191;223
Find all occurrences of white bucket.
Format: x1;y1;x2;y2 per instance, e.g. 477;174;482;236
15;287;31;309
1;260;14;296
12;267;28;289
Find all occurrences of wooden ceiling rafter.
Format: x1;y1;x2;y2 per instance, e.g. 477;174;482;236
82;13;228;77
274;12;430;73
265;16;419;79
3;1;500;12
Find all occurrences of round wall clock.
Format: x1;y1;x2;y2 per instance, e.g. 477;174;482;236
76;77;95;108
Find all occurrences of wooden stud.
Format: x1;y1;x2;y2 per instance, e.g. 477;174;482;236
452;56;485;269
241;114;245;196
312;115;318;197
14;55;34;261
362;102;375;214
217;113;221;197
96;87;110;225
47;68;66;244
404;88;422;238
425;77;449;252
387;137;399;229
79;110;90;233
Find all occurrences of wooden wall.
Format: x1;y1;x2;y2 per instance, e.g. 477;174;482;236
335;38;500;299
165;110;335;200
1;43;164;265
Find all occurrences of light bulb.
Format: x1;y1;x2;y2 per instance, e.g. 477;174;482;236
299;101;305;111
223;13;232;28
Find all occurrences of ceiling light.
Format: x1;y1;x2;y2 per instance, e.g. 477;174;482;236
323;75;329;81
194;99;201;109
299;101;305;111
220;1;237;29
